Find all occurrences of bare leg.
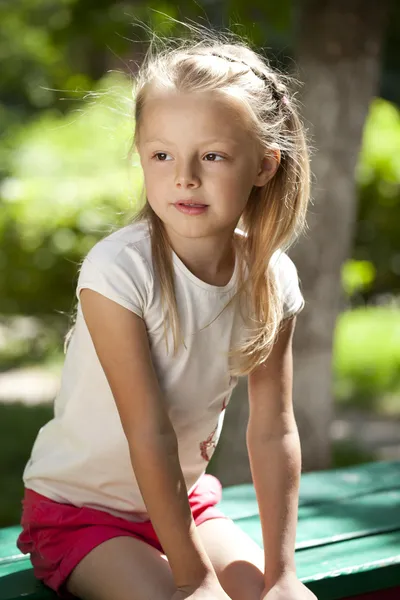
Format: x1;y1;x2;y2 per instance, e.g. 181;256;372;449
197;518;265;600
66;535;176;600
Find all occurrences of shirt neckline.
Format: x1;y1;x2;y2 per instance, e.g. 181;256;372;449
137;219;241;293
171;248;239;293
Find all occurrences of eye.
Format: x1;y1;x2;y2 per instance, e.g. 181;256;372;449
153;152;172;161
204;153;224;162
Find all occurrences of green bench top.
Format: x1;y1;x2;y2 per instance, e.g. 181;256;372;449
1;460;400;600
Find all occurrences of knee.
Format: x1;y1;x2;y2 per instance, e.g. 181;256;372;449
220;560;265;600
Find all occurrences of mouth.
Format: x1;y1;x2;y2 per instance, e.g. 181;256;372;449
173;201;209;215
174;200;208;207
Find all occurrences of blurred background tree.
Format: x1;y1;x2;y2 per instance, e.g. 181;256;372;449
1;0;400;522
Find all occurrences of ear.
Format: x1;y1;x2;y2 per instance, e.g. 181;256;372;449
254;148;281;187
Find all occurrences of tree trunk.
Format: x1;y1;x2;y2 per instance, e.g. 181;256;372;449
210;0;389;483
291;0;389;470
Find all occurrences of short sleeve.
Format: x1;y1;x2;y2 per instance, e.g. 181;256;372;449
270;251;305;320
76;244;152;319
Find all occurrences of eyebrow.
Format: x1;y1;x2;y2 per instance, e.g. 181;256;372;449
143;137;240;146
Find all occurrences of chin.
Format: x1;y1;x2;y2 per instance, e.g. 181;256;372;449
166;218;214;238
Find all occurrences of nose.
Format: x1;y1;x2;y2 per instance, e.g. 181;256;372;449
174;160;201;189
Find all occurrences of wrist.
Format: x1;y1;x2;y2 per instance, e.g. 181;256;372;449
176;568;218;592
264;564;297;590
173;527;217;589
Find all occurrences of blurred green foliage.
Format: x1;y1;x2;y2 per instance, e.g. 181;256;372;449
334;307;400;414
0;315;65;372
341;260;377;297
353;99;400;299
0;73;143;315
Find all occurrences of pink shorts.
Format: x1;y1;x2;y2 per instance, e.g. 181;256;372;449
17;474;230;599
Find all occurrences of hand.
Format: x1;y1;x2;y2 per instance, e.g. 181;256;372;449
171;573;231;600
261;571;317;600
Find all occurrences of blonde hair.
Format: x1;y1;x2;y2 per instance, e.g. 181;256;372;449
66;22;311;376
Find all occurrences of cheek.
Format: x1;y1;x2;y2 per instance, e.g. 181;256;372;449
143;167;164;195
219;168;254;195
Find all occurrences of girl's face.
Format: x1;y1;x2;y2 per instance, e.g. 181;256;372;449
136;90;278;242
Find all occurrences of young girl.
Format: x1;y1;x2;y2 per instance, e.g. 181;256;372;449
17;24;317;600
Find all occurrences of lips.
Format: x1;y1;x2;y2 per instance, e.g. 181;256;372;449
175;200;208;207
174;203;209;215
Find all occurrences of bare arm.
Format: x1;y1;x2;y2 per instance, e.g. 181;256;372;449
247;316;301;590
80;289;215;588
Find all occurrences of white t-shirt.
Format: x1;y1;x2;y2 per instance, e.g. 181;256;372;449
23;220;304;521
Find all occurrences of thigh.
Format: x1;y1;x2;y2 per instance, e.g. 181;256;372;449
66;535;176;600
197;518;265;600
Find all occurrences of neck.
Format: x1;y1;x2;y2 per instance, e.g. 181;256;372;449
165;226;237;286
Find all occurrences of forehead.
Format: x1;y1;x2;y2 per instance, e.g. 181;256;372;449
138;90;254;145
